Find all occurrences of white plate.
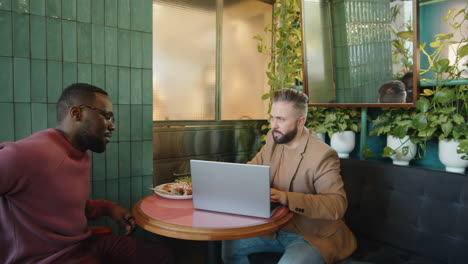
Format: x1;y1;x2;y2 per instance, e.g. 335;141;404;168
151;183;192;200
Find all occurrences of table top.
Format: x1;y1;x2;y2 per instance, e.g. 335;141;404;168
132;194;293;241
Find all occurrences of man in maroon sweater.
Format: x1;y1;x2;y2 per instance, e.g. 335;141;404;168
0;83;174;264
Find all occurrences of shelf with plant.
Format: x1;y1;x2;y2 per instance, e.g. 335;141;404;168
415;4;468;162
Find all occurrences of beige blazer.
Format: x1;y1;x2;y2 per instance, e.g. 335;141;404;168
248;128;357;264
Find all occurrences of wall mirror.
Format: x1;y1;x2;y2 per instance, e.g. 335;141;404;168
301;0;419;107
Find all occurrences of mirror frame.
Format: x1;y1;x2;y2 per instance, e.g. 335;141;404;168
300;0;420;107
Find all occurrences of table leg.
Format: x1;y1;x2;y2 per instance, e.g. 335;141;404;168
206;241;222;264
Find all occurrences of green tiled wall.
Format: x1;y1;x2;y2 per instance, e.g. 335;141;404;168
0;0;154;232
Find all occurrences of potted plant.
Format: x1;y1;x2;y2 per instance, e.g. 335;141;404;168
415;5;468;173
370;108;420;165
312;107;361;158
306;107;327;141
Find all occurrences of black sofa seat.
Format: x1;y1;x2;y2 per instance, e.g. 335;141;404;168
249;159;468;264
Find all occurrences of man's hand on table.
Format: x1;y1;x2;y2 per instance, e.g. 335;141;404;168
109;205;136;235
270;188;288;206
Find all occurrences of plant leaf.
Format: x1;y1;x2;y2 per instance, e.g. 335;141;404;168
422;89;434;96
397;31;413;40
412;113;428;129
383;147;396;157
416;98;430;112
458;44;468;58
444;9;456;22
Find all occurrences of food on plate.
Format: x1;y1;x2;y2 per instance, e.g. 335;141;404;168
160;179;192;196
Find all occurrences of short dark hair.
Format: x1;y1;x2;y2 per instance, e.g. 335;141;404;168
56;83;108;122
378;80;406;103
272;88;309;117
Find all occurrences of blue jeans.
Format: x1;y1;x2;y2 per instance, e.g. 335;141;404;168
222;231;325;264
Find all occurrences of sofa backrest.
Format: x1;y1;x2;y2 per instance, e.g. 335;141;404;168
340;159;468;263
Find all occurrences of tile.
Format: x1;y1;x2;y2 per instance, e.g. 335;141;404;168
77;22;91;63
131;176;142;205
117;29;130;67
104;26;118;66
63;62;77;87
119;177;131;209
91;0;104;25
47;103;56;127
131;141;142;176
130;68;141;104
46;0;61;18
0;103;14;142
30;59;47;102
143;175;153;195
30;0;45;15
130;31;142;68
142;105;152;141
13;13;29;58
92;152;106;180
46;18;62;61
142;69;152;104
142;140;153;175
76;0;90;23
118;67;130;104
31;103;47;133
0;57;13;102
92;24;105;65
141;0;152;33
62;20;77;62
62;0;76;20
106;179;119;203
77;63;91;83
105;0;117;27
105;65;118;102
118;104;130;140
92;179;106;199
92;64;105;88
130;0;145;31
130;104;142;141
47;61;62;103
0;11;12;56
12;0;29;13
106;142;119;179
14;103;31;140
0;0;11;10
13;58;30;102
142;32;152;69
117;0;130;29
30;15;46;59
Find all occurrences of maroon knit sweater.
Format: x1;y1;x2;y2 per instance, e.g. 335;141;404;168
0;129;115;264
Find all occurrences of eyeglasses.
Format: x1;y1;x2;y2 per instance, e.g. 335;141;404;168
79;105;116;124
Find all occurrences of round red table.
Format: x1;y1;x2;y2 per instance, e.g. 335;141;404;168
132;194;293;263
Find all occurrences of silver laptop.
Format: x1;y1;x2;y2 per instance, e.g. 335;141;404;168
190;160;280;218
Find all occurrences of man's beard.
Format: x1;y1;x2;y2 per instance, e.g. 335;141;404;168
76;127;106;153
272;126;297;144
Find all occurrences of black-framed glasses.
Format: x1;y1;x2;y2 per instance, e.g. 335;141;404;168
79;105;116;124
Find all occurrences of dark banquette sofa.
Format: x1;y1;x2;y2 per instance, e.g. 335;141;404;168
249;159;468;264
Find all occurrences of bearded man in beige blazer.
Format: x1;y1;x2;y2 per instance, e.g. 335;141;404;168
222;88;356;264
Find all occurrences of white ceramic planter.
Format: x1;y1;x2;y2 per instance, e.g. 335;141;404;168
439;139;468;173
386;135;417;166
330;131;355;158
